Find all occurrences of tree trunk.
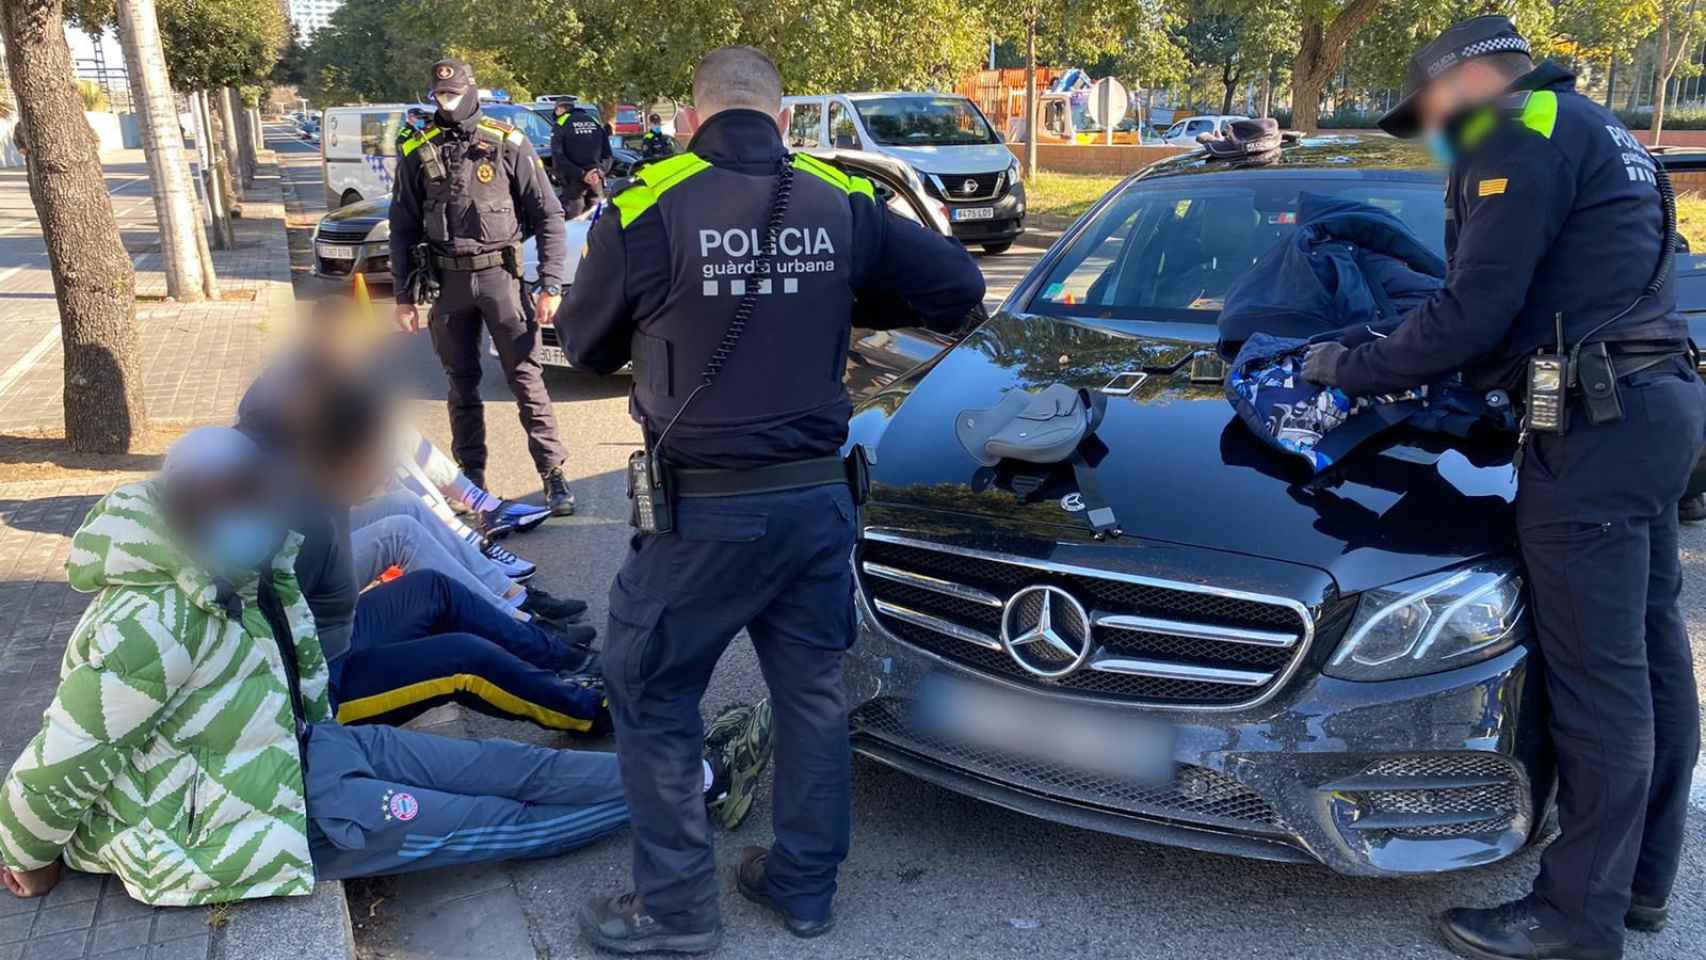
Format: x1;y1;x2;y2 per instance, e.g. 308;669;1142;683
1650;9;1697;147
192;90;230;249
1260;59;1274;117
1606;58;1617;109
0;0;148;452
216;87;247;194
115;0;207;301
1221;62;1237;115
1289;0;1384;131
1023;16;1037;182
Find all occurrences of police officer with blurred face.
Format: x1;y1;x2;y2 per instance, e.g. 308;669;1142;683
1302;17;1705;960
391;60;576;516
550;95;613;217
565;45;984;953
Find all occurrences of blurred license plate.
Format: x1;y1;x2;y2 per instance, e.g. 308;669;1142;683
316;243;355;260
538;343;570;367
912;673;1175;784
952;206;995;221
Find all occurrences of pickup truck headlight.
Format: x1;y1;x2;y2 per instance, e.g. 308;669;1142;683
1325;562;1526;681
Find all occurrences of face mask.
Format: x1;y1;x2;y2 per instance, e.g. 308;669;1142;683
198;509;283;580
1424;129;1456;168
435;91;465;114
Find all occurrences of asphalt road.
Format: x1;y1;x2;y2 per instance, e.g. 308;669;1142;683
271;128;1705;959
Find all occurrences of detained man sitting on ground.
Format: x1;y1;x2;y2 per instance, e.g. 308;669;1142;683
245;374;615;735
0;428;775;905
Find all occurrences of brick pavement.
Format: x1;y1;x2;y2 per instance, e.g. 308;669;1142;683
0;148;351;959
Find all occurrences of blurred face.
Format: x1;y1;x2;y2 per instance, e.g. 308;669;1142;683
1415;60;1511;136
163;468;286;582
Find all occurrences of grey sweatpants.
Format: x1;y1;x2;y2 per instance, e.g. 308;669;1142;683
350;490;515;608
305;723;627;880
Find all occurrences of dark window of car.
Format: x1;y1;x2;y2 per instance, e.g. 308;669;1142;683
1029;177;1447;323
485;104;553;151
851;96;998;146
788;100;823;148
829;101;861;149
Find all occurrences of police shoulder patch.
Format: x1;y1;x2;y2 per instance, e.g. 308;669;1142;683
1477;177;1509;197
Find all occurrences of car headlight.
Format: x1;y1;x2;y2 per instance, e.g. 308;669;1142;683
1325;561;1526;681
1007;157;1021;184
367;220;390;244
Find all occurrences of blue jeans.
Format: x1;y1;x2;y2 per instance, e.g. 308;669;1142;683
331;570;606;733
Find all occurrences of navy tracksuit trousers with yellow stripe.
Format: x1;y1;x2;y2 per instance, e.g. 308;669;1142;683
330;569;606;733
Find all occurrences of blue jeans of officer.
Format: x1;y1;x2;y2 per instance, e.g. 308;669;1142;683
604;484;857;931
1517;357;1705;950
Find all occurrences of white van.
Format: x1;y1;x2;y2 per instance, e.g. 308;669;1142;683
781;92;1024;253
320;104;425;209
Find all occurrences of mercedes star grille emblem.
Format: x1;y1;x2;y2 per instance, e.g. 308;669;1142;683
1000;585;1093;678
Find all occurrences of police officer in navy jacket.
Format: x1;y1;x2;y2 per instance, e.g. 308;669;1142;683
564;45;984;954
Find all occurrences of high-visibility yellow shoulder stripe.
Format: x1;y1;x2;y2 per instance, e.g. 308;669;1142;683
614;152;712;227
400;126;442;156
556;112;570;126
792;153;874;200
1519;90;1558;139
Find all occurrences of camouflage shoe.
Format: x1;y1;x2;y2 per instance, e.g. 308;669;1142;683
706;698;774;830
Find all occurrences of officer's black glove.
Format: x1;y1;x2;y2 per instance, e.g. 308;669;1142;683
1301;342;1348;386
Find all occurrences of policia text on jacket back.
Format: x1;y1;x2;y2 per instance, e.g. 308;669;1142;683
1301;18;1706;960
563;46;985;954
390;60;576;516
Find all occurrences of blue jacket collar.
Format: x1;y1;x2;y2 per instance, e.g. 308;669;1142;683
687;109;787;173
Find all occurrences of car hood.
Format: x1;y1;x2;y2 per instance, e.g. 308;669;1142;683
878;144;1014;176
852;312;1518;594
322;197;389;224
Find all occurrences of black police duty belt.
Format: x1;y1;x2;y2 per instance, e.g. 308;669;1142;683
433;250;508;272
668;454;850;499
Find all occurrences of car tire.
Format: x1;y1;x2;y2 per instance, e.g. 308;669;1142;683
338;189;362;209
982;242;1013;255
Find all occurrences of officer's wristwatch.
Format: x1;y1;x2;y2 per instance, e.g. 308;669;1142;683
541;284;563;296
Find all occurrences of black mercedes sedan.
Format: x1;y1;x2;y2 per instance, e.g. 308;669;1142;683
840;134;1684;878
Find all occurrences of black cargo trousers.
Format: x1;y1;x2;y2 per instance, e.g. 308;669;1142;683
427;264;567;476
1516;355;1706;951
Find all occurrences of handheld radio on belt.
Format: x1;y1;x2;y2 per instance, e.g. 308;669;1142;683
1524;159;1679;435
628;158;797;533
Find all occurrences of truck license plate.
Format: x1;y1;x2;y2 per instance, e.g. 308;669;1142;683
316;243;355;260
952;207;995;222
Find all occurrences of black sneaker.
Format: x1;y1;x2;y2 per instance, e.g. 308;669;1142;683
578;892;721;955
734;846;834;939
1437;899;1618;960
521;587;588;623
1680;493;1706;524
1627;898;1668;933
543;466;576;517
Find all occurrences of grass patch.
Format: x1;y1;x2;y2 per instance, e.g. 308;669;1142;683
1677;191;1706;252
1022;172;1124;224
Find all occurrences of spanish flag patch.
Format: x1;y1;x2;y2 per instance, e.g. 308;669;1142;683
1477;178;1509;197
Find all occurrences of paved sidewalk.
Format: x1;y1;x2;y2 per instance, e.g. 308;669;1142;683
0;150;292;436
0;149;353;960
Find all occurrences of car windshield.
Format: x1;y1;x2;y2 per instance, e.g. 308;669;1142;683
1028;175;1446;323
852;96;997;146
486;105;552;147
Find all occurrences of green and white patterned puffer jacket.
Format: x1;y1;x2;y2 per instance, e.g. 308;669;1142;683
0;481;331;906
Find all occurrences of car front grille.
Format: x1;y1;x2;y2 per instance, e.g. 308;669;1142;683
852;697;1286;830
1327;754;1526;840
858;534;1313;708
315;222;374;243
930;170;1007;202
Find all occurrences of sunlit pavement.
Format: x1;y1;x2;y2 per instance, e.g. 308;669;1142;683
271;128;1705;959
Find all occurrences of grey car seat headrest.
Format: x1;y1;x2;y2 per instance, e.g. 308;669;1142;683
955;383;1106;467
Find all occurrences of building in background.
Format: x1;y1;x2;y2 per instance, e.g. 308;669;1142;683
288;0;342;38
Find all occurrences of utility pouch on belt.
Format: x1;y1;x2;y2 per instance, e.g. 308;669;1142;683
843;444;872;507
627;442;674;534
1576;342;1625;426
501;242;524;280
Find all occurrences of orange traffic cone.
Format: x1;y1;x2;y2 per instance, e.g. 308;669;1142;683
351;270;371;310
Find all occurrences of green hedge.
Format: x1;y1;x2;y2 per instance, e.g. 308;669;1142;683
1612;106;1706;130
